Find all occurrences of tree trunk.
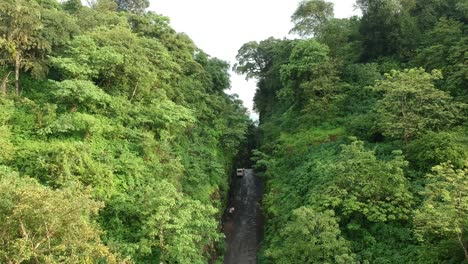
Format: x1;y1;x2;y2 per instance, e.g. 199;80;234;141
1;71;12;96
129;81;139;101
15;53;20;96
457;233;468;262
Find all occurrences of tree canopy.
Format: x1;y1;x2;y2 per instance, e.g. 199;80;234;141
0;1;251;263
237;0;468;263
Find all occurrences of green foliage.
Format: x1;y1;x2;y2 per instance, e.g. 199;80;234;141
238;1;468;262
0;125;14;162
314;17;363;62
406;130;468;172
414;162;468;262
413;18;468;97
265;208;357;264
114;0;149;14
0;0;78;94
52;80;112;112
310;140;412;222
280;39;340;115
357;0;419;61
0;167;124;263
0;98;15;162
374;68;464;143
290;0;334;37
137;180;220;263
50;36;124;80
0;1;250;262
62;0;82;13
234;38;296;120
0;0;46;94
2;0;467;262
201;56;231;92
13;141;117;197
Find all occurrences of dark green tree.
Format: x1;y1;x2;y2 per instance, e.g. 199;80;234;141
290;0;334;37
114;0;149;14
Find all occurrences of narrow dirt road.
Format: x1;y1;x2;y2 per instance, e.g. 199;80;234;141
224;169;263;264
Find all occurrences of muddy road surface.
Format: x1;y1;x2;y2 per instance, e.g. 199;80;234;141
224;169;263;264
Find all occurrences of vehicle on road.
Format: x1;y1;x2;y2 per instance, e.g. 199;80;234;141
236;168;244;177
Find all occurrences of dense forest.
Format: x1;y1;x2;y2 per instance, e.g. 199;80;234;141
234;0;468;263
1;0;468;263
0;0;251;263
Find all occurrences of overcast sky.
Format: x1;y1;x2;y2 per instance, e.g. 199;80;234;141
148;0;360;119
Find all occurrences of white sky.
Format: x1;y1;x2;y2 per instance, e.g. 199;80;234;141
148;0;360;119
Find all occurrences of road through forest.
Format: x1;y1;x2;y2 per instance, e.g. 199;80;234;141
223;169;264;264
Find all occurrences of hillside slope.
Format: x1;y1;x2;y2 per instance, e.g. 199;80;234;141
234;0;468;263
0;0;250;263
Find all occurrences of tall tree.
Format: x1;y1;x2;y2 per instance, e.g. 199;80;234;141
279;39;339;114
357;0;417;61
234;38;295;120
0;0;46;95
374;68;464;143
290;0;334;37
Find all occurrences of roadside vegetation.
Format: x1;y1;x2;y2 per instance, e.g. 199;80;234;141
0;0;250;263
234;0;468;263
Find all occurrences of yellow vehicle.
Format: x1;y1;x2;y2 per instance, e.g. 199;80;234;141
236;168;244;177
